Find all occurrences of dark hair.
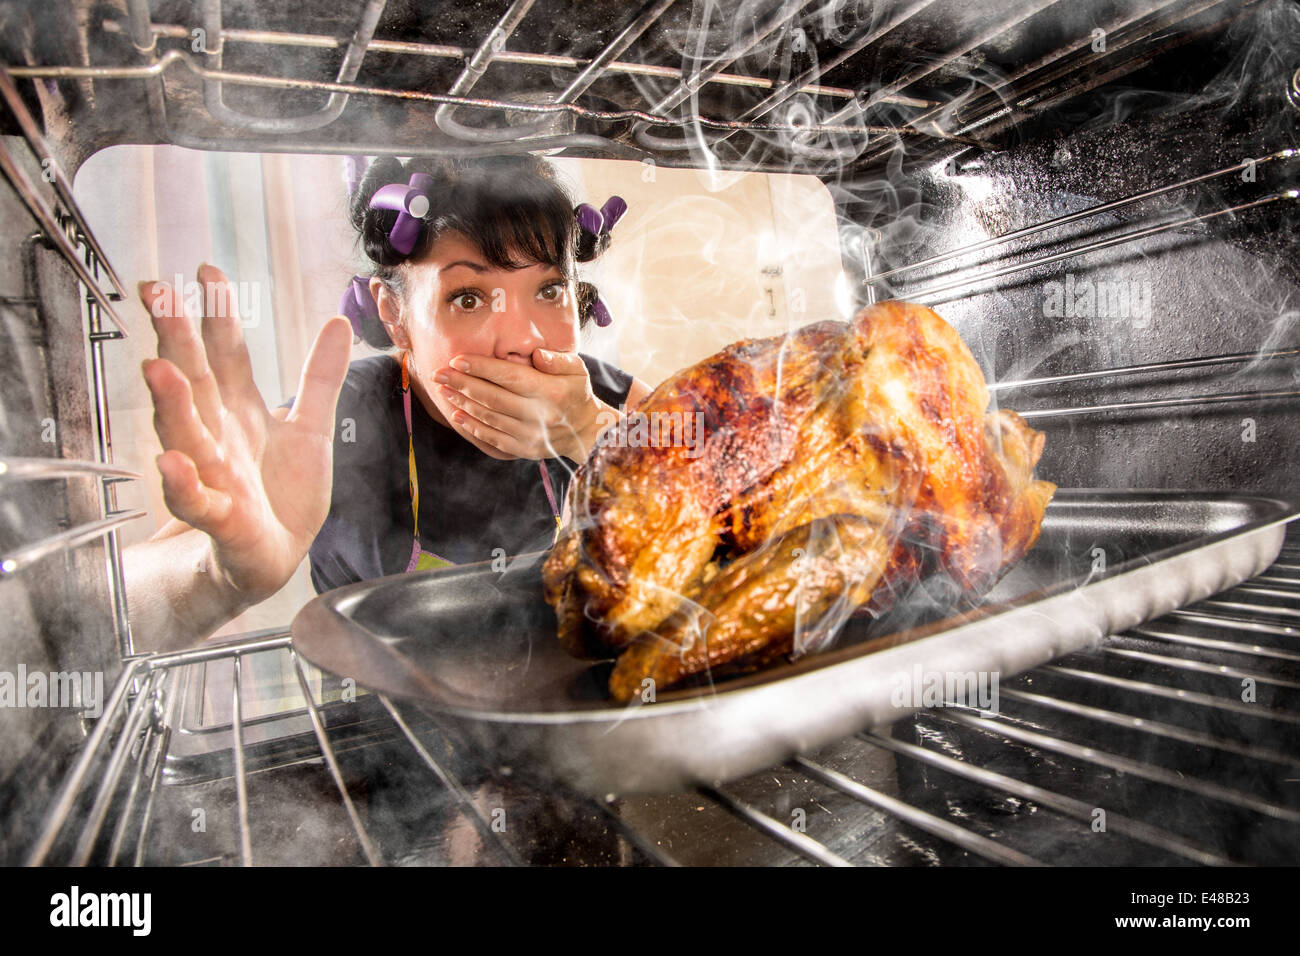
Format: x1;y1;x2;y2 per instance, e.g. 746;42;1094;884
348;154;609;348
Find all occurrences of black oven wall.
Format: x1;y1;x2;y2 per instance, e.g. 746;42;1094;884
849;7;1300;505
0;133;122;863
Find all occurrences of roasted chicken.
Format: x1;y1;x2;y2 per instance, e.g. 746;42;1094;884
542;300;1056;702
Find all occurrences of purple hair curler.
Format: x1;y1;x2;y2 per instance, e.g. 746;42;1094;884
598;195;627;231
369;172;435;256
576;202;604;236
339;275;379;341
575;195;628;238
574;195;627;329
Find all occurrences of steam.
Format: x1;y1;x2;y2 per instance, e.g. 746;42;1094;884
557;0;1300;699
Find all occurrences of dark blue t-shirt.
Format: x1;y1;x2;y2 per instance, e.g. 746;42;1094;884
280;352;633;593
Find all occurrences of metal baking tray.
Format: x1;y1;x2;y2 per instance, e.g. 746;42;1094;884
290;490;1297;796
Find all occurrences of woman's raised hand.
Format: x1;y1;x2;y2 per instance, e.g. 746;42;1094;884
137;264;352;603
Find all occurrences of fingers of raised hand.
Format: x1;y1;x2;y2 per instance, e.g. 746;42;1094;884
194;263;265;416
154;448;235;531
143;358;232;488
282;316;353;440
138;277;228;438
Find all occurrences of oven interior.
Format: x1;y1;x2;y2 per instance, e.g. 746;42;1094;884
1;0;1298;865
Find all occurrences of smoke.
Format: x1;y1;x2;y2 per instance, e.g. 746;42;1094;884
549;0;1300;711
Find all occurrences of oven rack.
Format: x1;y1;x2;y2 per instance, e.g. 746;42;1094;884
0;61;143;655
23;522;1300;866
873;148;1299;300
3;0;1260;170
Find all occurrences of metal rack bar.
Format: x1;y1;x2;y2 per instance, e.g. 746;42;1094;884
0;457;140;482
1102;645;1300;689
1000;683;1300;761
97;13;908;104
289;649;383;866
197;0;387;134
872;0;1183;157
83;243;134;658
1228;585;1300;603
549;0;681;107
376;695;521;866
1198;597;1300;622
0;510;147;576
0;66;131;306
0;87;129;336
1124;625;1300;663
859;731;1235;865
898;189;1299;302
851;0;1063;117
1167;608;1299;636
713;0;942;151
105;667;178;865
874;147;1296;286
1018;387;1300;421
632;0;812;151
230;654;253;866
26;664;144;865
595;800;682;867
146;632;292;668
1041;664;1300;725
650;0;810;113
71;669;164;865
698;783;854;866
790;755;1044;865
130;666;183;866
939;710;1300;824
433;0;538;142
958;0;1230;149
9;51;906;141
990;344;1300;392
1251;574;1300;589
961;0;1252;139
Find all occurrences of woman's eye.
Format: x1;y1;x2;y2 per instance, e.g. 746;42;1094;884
451;292;482;310
540;283;566;302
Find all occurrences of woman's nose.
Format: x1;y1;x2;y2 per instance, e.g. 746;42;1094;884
490;299;548;358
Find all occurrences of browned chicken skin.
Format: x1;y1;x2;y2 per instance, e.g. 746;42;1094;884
542;301;1056;702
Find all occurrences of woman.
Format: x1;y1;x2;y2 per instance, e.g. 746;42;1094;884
123;153;651;652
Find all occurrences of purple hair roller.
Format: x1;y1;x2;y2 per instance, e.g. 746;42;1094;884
591;296;612;328
339;275;379;340
598;196;627;231
576;202;604;236
369;172;434;256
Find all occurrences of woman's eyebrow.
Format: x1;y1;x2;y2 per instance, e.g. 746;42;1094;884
442;259;490;273
442;259;565;277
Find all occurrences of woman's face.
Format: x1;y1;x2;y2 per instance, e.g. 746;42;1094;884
376;230;580;432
